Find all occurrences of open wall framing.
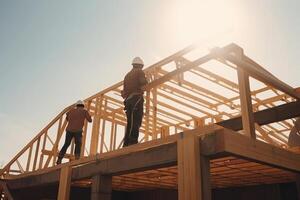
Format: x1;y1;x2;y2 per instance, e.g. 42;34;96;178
1;43;300;200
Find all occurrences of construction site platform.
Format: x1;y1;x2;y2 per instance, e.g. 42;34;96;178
2;125;300;199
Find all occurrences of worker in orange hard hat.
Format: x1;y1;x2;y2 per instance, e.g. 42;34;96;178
121;57;148;147
56;100;92;164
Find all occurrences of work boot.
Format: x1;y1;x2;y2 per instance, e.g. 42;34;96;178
123;138;129;147
56;157;62;165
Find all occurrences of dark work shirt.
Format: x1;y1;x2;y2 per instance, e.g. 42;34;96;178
66;107;92;132
122;67;147;99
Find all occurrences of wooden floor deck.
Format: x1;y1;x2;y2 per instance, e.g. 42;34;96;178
72;155;297;191
2;125;300;199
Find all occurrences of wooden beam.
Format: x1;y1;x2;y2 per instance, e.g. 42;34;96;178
91;174;112;200
7;141;178;189
90;97;102;155
57;166;72;200
0;105;73;176
219;128;300;172
296;174;300;200
0;181;14;200
177;133;201;200
143;54;212;91
200;155;211;200
237;67;256;139
223;48;300;100
217;101;300;131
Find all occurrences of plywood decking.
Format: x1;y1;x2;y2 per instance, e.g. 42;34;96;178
72;156;297;191
4;127;300;190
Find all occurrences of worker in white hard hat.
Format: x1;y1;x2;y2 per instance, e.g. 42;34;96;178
56;100;92;164
121;57;148;147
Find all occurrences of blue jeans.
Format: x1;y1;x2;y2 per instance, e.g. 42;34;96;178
123;95;144;147
58;131;82;159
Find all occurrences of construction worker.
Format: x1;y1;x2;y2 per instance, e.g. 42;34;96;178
56;100;92;164
121;57;148;147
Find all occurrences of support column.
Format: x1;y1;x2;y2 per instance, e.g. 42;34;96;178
91;174;112;200
237;67;256;139
177;134;202;200
200;155;211;200
58;166;72;200
296;174;300;200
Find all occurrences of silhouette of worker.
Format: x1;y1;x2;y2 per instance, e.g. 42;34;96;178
56;100;92;164
121;57;148;147
288;117;300;147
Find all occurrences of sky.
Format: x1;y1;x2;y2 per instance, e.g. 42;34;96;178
0;0;299;166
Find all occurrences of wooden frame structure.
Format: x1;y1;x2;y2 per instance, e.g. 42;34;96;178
1;43;300;200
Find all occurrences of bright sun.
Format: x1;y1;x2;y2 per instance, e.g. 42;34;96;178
164;0;241;46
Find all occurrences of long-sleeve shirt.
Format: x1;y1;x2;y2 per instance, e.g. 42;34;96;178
66;107;92;132
122;67;148;99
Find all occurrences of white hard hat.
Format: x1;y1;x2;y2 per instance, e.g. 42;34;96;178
75;100;84;106
132;57;144;66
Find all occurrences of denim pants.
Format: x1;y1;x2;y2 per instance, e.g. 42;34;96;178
123;95;144;147
58;131;82;159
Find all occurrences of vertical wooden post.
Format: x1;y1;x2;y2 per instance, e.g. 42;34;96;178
235;46;255;139
145;91;151;141
32;137;41;171
100;99;107;153
152;69;158;139
109;115;116;151
39;132;48;169
237;67;256;139
296;175;300;200
177;133;202;200
152;88;158;139
91;174;112;200
81;100;92;157
194;118;205;128
200;155;211;200
53;117;63;166
90;97;102;155
25;146;33;172
58;166;72;200
161;126;170;138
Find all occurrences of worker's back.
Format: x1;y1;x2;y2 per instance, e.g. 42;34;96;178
123;68;147;99
66;107;92;132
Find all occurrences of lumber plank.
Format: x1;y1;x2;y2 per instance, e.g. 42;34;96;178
91;174;112;200
7;141;177;189
200;155;211;200
177;133;201;200
217;101;300;131
57;166;72;200
237;67;256;139
220;129;300;172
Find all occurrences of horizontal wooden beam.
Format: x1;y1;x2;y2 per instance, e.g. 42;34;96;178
7;142;177;190
72;142;177;178
223;50;300;100
201;129;300;172
224;129;300;172
217;101;300;131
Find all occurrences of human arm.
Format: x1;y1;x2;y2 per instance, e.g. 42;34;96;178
85;110;92;123
139;70;148;87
